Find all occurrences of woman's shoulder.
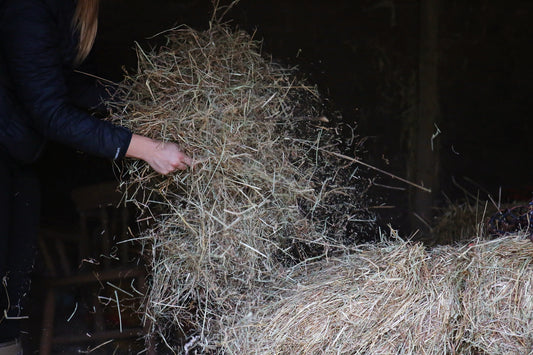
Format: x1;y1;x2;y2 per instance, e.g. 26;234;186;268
2;0;75;7
1;0;75;18
1;0;75;33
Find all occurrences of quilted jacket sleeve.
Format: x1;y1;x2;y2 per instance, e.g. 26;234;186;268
0;0;131;160
65;69;118;115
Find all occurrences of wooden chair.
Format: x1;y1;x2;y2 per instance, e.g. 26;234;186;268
38;181;154;354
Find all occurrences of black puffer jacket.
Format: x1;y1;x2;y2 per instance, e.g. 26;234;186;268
0;0;131;164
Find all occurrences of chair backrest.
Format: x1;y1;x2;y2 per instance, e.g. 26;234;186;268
39;181;152;354
70;181;134;270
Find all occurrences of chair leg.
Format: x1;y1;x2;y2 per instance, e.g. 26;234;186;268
40;288;56;355
92;293;106;333
137;273;157;355
146;334;157;355
143;314;157;355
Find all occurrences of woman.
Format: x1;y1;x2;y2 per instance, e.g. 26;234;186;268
0;0;191;349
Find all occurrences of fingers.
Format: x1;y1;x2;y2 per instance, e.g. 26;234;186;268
173;160;189;171
175;152;193;171
157;158;187;175
180;155;194;168
158;144;192;174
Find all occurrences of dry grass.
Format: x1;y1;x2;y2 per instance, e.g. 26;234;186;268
106;19;533;355
223;239;462;354
223;235;533;355
431;197;488;244
107;23;374;352
456;236;533;354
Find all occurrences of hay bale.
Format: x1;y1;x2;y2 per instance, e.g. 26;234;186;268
223;235;533;355
108;24;374;351
456;236;533;354
223;240;462;354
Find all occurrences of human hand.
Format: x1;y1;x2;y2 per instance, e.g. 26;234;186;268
126;134;193;175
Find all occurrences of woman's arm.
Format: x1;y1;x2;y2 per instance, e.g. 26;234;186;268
0;0;130;160
1;1;193;174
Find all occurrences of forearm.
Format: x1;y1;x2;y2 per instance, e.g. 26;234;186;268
125;134;156;161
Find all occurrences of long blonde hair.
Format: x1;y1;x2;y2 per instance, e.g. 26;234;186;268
72;0;100;65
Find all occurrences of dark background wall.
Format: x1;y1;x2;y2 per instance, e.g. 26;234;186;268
39;0;533;235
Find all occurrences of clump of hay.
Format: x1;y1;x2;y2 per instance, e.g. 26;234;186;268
431;191;533;245
431;197;488;244
108;23;375;351
223;235;533;355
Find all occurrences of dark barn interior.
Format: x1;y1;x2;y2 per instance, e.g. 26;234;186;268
40;0;533;233
18;0;533;353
